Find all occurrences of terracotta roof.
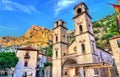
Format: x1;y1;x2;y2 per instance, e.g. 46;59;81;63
110;35;120;40
17;46;39;51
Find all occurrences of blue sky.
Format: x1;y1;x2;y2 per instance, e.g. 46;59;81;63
0;0;118;37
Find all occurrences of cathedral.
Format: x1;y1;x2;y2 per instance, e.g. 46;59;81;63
52;2;116;77
13;2;120;77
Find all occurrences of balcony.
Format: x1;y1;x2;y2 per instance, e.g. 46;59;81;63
24;53;30;59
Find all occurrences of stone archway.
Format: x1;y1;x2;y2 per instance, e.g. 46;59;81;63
62;59;78;77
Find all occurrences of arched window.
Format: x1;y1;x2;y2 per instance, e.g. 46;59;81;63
24;61;28;67
74;46;77;52
77;8;82;14
81;43;85;53
56;51;58;58
79;25;83;33
56;22;58;26
56;36;58;43
64;53;66;56
65;71;67;75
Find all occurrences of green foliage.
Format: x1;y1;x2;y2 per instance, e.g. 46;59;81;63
95;37;99;41
40;42;53;57
93;22;102;28
0;52;18;69
93;13;119;48
93;29;100;34
67;31;75;44
44;62;52;67
96;42;104;48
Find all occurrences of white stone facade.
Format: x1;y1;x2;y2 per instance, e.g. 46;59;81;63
13;46;47;77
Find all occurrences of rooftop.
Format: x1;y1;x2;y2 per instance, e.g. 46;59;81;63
17;46;39;51
74;2;88;9
110;35;120;40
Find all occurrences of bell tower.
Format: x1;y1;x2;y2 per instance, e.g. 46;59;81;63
73;2;93;36
73;2;98;63
52;19;68;77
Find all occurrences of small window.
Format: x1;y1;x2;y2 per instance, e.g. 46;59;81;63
65;71;67;75
64;53;66;56
81;44;85;53
79;25;83;33
56;22;58;26
24;53;30;59
56;51;58;58
62;21;64;26
24;61;28;67
74;46;77;52
56;36;58;43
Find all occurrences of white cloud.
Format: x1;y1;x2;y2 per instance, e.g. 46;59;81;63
0;0;40;14
54;0;77;16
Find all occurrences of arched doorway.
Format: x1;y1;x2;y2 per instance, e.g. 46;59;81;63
62;59;78;77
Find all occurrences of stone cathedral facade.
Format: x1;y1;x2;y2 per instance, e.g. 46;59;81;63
52;2;109;77
53;3;98;77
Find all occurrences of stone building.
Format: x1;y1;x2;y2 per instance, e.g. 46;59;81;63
110;36;120;76
13;46;47;77
52;2;114;77
44;66;52;77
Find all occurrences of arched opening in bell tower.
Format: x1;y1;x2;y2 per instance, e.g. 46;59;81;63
77;8;82;14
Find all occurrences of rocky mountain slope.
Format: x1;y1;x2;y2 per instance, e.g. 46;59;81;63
0;14;119;50
0;25;52;47
93;13;119;49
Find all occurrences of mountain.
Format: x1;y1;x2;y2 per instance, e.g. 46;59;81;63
0;14;119;50
0;25;53;47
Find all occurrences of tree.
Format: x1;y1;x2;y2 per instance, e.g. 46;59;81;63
0;52;18;69
40;40;53;57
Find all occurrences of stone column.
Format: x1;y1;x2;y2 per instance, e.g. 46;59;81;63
98;68;101;77
108;68;111;77
78;67;85;77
